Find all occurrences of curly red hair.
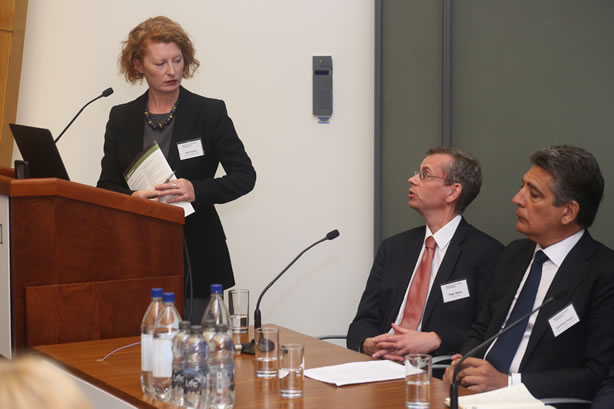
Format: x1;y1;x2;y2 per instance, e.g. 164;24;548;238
119;16;200;83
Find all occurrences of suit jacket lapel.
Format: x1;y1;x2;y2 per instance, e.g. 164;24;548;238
421;218;469;326
519;232;595;369
167;87;200;168
125;92;147;166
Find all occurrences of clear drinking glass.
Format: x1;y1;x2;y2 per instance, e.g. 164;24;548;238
279;344;304;398
228;289;249;351
405;353;431;409
255;327;279;378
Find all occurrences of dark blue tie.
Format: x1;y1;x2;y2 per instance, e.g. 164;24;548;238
485;250;548;373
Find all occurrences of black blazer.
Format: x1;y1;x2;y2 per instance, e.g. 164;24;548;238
97;87;256;296
592;366;614;409
347;218;503;356
461;232;614;400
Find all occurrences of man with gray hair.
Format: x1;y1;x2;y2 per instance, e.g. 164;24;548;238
348;147;503;364
445;145;614;401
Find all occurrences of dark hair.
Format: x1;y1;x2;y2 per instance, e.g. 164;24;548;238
119;16;200;84
530;145;604;228
427;147;482;213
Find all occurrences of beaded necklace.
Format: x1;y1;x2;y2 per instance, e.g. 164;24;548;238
144;98;179;130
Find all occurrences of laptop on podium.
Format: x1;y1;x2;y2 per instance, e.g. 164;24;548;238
9;123;70;181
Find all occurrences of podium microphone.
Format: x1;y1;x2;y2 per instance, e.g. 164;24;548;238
449;289;566;409
54;87;114;143
242;229;340;354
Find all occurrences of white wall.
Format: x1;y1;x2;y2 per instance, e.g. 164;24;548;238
15;1;374;339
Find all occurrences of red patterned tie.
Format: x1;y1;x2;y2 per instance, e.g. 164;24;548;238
400;236;436;330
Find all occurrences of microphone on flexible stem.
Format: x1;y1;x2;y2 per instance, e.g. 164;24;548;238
449;289;566;409
54;87;114;144
242;229;340;355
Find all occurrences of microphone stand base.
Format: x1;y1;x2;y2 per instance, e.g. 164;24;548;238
241;339;256;355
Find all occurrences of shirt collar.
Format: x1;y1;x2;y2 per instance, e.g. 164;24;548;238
536;229;585;268
425;215;462;250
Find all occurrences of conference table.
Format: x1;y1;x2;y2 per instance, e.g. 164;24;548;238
34;324;464;409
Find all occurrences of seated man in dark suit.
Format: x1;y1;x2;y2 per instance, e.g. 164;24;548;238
591;366;614;409
347;147;503;363
444;146;614;402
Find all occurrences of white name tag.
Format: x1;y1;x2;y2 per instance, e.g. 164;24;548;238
440;279;470;303
178;139;204;160
548;303;580;337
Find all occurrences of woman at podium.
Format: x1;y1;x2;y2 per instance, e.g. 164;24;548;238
97;16;256;324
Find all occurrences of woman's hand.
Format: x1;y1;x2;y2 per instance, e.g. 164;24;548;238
154;178;195;203
132;189;160;201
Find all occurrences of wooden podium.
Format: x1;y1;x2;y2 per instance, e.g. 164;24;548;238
0;174;185;355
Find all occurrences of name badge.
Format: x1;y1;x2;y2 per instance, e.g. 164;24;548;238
178;139;204;160
440;279;470;303
548;303;580;337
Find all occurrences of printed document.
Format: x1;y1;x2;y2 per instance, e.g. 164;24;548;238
304;360;406;386
123;142;194;217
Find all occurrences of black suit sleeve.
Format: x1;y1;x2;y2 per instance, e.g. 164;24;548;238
592;367;614;409
96;106;133;195
191;100;256;206
346;240;390;352
520;265;614;399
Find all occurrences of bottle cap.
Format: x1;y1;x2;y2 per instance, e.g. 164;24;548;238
190;325;203;334
202;319;215;328
179;321;191;330
210;284;223;294
151;288;163;298
162;292;175;303
215;323;229;332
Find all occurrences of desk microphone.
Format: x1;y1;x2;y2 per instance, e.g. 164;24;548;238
54;87;114;143
242;229;340;354
449;289;566;409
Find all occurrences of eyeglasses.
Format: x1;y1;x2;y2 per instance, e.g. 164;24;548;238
413;170;456;183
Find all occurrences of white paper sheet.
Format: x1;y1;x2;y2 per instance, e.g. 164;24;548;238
304;360;406;387
444;384;555;409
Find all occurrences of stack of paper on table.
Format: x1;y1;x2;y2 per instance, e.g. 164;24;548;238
304;360;407;386
444;384;555;409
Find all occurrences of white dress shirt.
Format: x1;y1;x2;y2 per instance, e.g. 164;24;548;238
391;215;462;332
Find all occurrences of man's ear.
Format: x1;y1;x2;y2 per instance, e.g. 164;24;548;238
561;200;580;226
447;183;462;204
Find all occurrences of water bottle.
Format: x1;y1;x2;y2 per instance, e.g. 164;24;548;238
202;319;216;344
140;287;164;396
171;320;191;407
183;325;208;409
201;284;230;329
153;292;182;401
207;323;235;409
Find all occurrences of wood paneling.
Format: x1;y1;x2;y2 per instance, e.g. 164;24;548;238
0;0;15;30
2;177;184;349
25;277;182;346
0;0;28;167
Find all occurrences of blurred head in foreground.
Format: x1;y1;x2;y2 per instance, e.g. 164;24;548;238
0;355;93;409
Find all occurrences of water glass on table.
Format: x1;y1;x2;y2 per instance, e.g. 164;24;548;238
279;344;304;398
228;289;249;351
255;327;279;378
405;353;431;409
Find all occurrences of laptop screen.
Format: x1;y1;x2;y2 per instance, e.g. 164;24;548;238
9;123;70;181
